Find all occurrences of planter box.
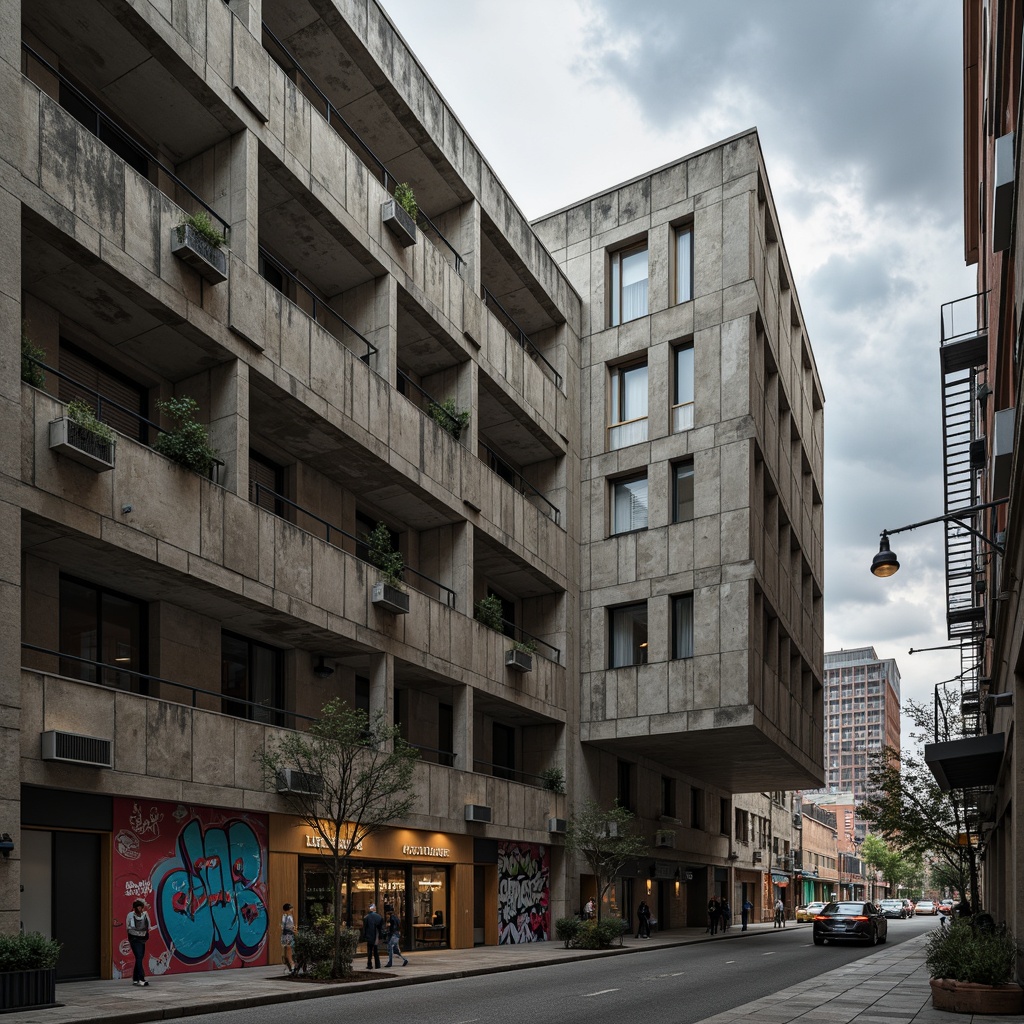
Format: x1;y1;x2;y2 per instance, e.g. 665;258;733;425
170;224;228;283
49;417;115;471
372;581;409;615
505;649;533;673
0;968;58;1011
382;200;417;247
930;978;1024;1014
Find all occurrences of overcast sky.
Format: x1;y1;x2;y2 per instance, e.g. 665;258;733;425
382;0;976;744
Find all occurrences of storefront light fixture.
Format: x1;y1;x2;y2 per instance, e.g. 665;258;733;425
871;499;1008;578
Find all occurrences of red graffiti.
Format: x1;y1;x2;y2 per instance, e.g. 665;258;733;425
194;856;221;870
171;890;233;915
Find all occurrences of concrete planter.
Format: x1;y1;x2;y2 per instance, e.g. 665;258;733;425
49;417;115;471
930;978;1024;1014
382;200;417;247
0;968;58;1011
170;224;228;283
505;649;533;673
372;581;409;614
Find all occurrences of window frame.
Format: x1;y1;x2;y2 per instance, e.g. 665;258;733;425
611;473;649;535
672;341;694;432
609;241;649;326
674;225;693;305
672;459;695;524
672;593;694;660
608;360;649;450
221;630;285;725
609;602;649;668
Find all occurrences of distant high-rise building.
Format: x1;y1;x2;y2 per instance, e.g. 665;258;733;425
821;648;900;802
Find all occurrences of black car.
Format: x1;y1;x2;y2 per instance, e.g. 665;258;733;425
879;899;907;919
812;901;888;946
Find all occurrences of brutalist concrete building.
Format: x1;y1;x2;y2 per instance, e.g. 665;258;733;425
0;0;824;978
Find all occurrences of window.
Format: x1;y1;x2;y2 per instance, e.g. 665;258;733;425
608;361;648;449
672;342;694;431
492;723;516;780
661;776;676;817
690;786;704;829
672;594;694;659
720;798;730;835
249;449;286;516
617;760;635;811
438;702;454;768
612;475;648;534
59;576;147;692
221;631;284;724
610;603;648;667
488;589;516;639
675;226;693;304
610;243;648;325
59;341;148;443
672;460;694;523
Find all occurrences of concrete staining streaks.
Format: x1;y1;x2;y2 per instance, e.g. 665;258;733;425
497;840;549;944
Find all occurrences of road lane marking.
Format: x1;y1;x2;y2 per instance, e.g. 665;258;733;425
671;972;685;976
762;951;775;955
584;989;620;997
725;960;737;964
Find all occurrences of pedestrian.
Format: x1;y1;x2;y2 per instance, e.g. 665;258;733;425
383;904;409;967
636;899;651;938
774;897;785;928
280;902;296;975
584;897;595;920
363;902;384;969
721;899;732;931
708;896;721;935
126;899;152;987
741;899;753;931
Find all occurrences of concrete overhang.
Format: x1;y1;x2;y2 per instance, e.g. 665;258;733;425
924;733;1005;792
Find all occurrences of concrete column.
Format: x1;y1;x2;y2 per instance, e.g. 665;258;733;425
208;359;249;499
225;0;262;36
368;652;394;730
452;683;473;775
450;520;472;617
456;359;477;451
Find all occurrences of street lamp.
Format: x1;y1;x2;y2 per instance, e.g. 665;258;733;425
870;500;1008;577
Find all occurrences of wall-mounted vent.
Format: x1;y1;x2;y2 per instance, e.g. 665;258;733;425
547;818;567;834
276;769;323;796
465;804;492;823
993;132;1015;252
40;730;112;768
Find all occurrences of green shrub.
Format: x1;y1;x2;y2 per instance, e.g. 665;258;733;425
925;918;1018;985
540;767;565;794
177;210;226;249
554;916;581;949
153;396;218;476
67;398;116;445
570;918;627;949
0;932;62;971
366;521;404;588
21;327;45;388
393;182;418;221
292;905;360;980
428;397;470;440
475;594;504;631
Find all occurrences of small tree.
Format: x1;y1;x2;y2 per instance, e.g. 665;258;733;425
153;396;219;476
474;594;504;631
366;521;404;588
256;699;419;978
565;800;647;922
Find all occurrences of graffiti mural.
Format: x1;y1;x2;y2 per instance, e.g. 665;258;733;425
112;798;269;976
497;841;549;943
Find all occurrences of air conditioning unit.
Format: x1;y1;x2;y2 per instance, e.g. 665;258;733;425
465;804;492;823
548;817;567;834
655;832;676;849
276;768;323;796
753;850;763;863
40;730;112;768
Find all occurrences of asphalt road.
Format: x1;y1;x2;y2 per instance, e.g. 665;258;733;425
178;916;937;1024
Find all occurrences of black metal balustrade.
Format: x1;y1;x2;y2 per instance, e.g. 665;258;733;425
482;287;563;390
479;441;561;525
408;743;456;768
250;482;457;608
471;758;548;788
396;369;465;436
22;43;230;240
491;615;561;665
260;23;465;274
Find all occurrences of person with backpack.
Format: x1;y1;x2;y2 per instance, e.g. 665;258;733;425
126;899;152;987
383;904;409;967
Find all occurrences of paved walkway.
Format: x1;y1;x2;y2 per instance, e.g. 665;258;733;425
0;922;973;1024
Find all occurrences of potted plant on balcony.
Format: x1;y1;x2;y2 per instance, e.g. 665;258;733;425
21;324;45;388
152;396;219;477
367;521;408;614
540;766;565;794
505;637;537;673
0;931;61;1011
428;397;470;441
476;595;536;672
382;182;418;248
49;398;116;471
171;210;228;283
926;917;1022;1014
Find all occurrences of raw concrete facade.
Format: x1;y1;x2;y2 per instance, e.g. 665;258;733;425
0;0;823;977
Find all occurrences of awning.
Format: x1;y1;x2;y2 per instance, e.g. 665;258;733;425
924;733;1005;791
771;872;790;884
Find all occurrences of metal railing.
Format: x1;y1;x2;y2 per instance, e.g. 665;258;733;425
260;22;464;274
482;287;562;390
22;42;230;239
258;246;377;363
396;370;466;437
479;441;561;525
250;482;457;607
471;759;549;788
408;743;456;768
477;614;561;664
21;642;313;729
25;357;225;483
941;291;989;346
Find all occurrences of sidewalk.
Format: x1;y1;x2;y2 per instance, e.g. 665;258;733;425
1;921;950;1024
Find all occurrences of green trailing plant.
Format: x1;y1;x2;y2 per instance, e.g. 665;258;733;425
366;521;404;589
512;637;537;655
428;397;470;441
474;594;504;632
177;210;226;250
540;766;565;794
152;396;219;476
393;182;418;221
925;918;1018;985
66;398;116;445
0;932;62;971
21;325;45;388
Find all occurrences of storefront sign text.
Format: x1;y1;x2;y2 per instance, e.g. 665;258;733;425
305;835;362;851
401;845;450;858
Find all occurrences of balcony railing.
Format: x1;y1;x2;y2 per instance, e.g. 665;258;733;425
479;441;561;525
472;758;549;788
482;287;562;390
396;370;466;437
249;482;457;607
260;22;464;274
488;615;561;665
22;43;230;239
408;743;456;768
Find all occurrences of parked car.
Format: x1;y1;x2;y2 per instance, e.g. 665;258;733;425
796;901;826;922
879;899;907;919
902;899;915;917
812;901;888;946
915;899;937;915
938;900;953;915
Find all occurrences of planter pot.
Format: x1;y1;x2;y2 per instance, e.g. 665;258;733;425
382;200;417;247
505;649;533;673
930;978;1024;1015
49;417;115;471
372;581;409;615
170;224;228;283
0;967;58;1011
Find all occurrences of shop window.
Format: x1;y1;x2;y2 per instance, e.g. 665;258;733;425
59;575;147;692
610;242;649;325
612;474;648;534
220;631;284;724
672;342;694;431
610;602;648;667
608;361;648;449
